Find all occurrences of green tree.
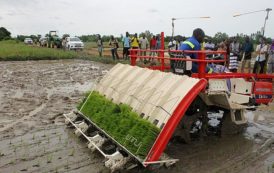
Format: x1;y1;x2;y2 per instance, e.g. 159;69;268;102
62;34;70;40
212;32;229;44
0;27;11;41
139;30;153;40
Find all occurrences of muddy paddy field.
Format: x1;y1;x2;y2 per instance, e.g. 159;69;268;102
0;60;273;173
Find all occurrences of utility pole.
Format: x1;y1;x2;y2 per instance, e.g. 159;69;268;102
233;8;272;37
262;8;272;37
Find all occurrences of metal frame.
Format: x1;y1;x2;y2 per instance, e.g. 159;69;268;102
128;32;274;164
144;79;207;164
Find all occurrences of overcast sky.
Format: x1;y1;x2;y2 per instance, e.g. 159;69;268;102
0;0;273;38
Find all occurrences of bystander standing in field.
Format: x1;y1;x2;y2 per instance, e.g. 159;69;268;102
228;38;240;72
122;32;131;60
224;39;231;66
267;39;274;73
241;36;254;73
155;35;161;56
253;37;268;74
109;36;119;60
131;33;139;49
217;40;227;63
230;37;240;58
97;35;103;57
131;33;139;60
139;34;149;60
168;38;177;71
205;39;215;51
149;35;157;58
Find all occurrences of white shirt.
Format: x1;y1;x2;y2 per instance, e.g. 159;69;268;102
205;42;215;50
168;40;177;50
139;37;148;49
256;44;268;62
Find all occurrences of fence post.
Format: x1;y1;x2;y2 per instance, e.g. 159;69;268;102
160;32;165;71
198;51;206;78
130;49;136;66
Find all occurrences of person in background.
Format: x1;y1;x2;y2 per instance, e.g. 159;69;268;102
155;35;161;56
267;39;274;73
109;35;119;60
224;39;230;67
97;35;103;57
122;32;131;60
230;37;240;57
168;39;177;51
139;34;149;59
241;36;254;73
253;37;268;74
217;41;227;58
131;33;139;49
168;38;177;71
157;35;162;49
149;35;157;58
205;39;215;51
229;37;240;72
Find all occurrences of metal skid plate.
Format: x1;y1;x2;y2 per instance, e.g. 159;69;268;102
63;112;130;172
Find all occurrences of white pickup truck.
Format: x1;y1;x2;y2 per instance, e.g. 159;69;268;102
65;37;84;50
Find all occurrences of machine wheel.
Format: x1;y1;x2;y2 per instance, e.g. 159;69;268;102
171;96;208;144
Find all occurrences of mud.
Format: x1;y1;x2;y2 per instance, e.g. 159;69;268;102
0;60;273;173
0;60;111;173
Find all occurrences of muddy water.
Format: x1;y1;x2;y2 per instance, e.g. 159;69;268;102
0;60;111;173
160;107;274;173
0;60;273;173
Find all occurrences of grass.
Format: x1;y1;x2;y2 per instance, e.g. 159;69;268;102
0;40;78;61
78;91;160;159
0;40;131;65
84;41;123;49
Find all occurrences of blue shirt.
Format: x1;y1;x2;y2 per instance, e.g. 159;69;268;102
179;36;201;72
122;36;130;48
243;42;253;53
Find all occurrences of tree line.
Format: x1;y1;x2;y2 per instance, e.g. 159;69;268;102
0;27;272;45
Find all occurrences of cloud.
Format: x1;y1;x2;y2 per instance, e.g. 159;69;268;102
0;16;3;20
147;8;159;13
6;11;27;16
51;16;60;20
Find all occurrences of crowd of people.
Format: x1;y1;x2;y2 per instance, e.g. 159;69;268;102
96;32;162;61
96;30;274;74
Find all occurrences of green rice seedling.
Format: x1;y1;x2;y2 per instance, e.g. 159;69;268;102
69;148;75;156
47;154;53;163
79;91;160;159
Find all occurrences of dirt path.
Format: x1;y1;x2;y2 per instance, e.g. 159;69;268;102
0;60;273;173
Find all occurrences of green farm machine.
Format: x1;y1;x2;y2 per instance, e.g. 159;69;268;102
47;31;62;48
